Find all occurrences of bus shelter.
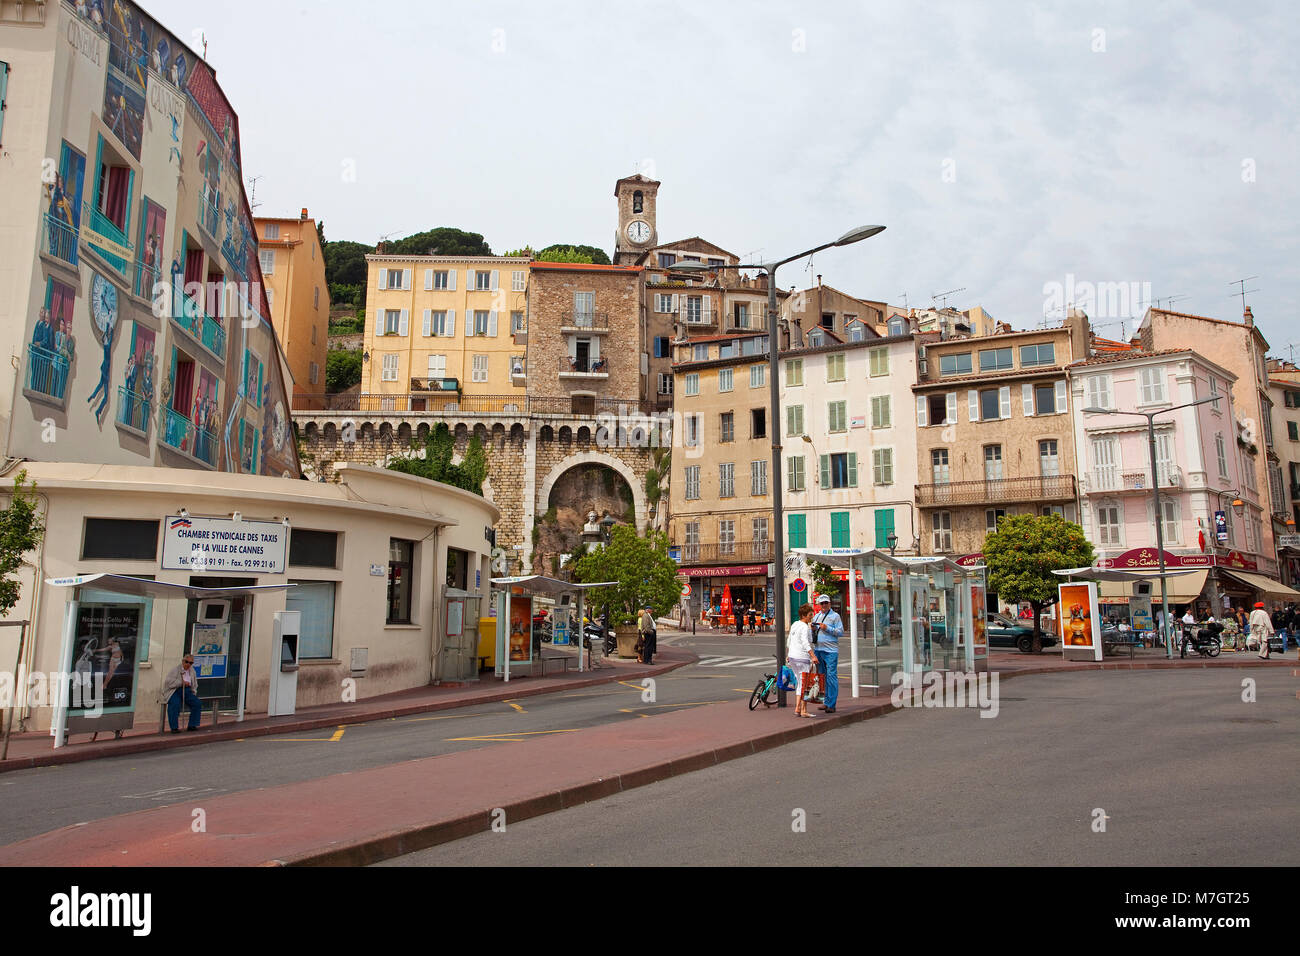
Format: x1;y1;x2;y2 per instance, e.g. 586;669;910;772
490;576;616;682
795;549;988;697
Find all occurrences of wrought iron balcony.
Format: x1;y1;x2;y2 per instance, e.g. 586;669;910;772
410;377;459;392
561;311;609;331
198;189;222;242
23;344;70;406
161;407;219;468
559;355;610;376
677;541;774;565
42;213;79;266
916;473;1076;506
115;386;151;435
679;308;715;326
82;201;134;275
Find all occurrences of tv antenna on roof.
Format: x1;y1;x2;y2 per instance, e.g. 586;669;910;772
1229;276;1259;314
246;174;263;212
1152;294;1190;310
932;287;965;310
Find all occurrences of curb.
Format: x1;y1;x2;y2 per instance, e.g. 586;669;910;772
0;656;693;776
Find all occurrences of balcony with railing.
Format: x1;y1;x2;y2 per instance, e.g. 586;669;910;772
561;311;609;332
23;344;70;407
197;189;222;243
289;393;667;418
410;377;460;393
81;201;133;276
1083;467;1180;494
559;355;610;378
677;540;774;566
133;258;161;301
679;307;715;327
42;213;79;267
115;386;151;435
916;473;1077;506
170;283;226;363
160;407;218;468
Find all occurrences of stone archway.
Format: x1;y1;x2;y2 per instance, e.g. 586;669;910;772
537;450;648;532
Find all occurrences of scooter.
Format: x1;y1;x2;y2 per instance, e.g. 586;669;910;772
584;617;615;655
1180;624;1221;658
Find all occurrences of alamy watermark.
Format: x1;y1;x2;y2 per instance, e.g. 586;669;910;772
0;670;105;717
1042;273;1152;320
890;670;999;718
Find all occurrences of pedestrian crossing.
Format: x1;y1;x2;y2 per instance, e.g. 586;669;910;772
696;655;775;668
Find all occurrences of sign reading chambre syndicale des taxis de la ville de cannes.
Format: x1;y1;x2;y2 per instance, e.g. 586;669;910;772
160;515;288;574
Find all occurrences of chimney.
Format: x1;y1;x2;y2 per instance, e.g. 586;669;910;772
300;208;308;220
816;274;822;287
1243;305;1254;327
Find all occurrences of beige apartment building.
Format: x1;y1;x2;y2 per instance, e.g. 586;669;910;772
362;255;531;410
1266;359;1300;586
913;312;1090;566
256;210;328;408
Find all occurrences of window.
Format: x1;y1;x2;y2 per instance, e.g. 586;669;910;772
750;364;765;388
652;336;669;358
787;514;807;550
94;143;132;233
720;412;735;443
984;444;1003;481
828;400;847;432
719;340;736;359
1092;436;1119;490
1040;440;1060;476
475;270;493;291
1154;432;1175;486
733;304;751;328
684;373;699;396
658;373;673;395
684;465;700;500
808;330;826;348
424;310;450;336
266;289;273;311
932;449;950;484
827;354;846;381
512;311;525;334
751;459;768;495
472;354;489;382
384;269;405;290
428;354;446;378
846;321;865;343
263;223;280;240
682;522;700;560
888;317;906;336
786;405;804;437
752;518;769;546
979;348;1013;372
289;529;338;568
311;325;318;345
1216;434;1229;478
708;258;725;268
692;344;708;361
655;293;674;313
718;520;735;555
1208;375;1221;412
874;509;896;549
288;581;336;660
386;539;415;624
433;270;450;290
1289;422;1299;441
787;455;806;492
986;509;1006;533
511;270;526;292
872;448;893;485
1085;373;1112;412
785;359;803;386
1153;498;1180;544
658;253;676;268
751;408;766;439
980;389;1001;421
82;518;159;560
313;286;320;310
1287;391;1300;409
1020;343;1056;367
821;452;858;489
1096;504;1122;547
684;414;701;448
685;295;704;323
258;249;274;275
719;463;734;497
382;309;402;336
940;352;971;376
633;190;644;213
309;361;319;385
869;348;889;377
1138;366;1166;404
718;368;734;392
932;512;952;551
820;313;835;330
473;310;490;336
1033;383;1058;415
381;354;399;381
831;512;850;548
871;395;891;429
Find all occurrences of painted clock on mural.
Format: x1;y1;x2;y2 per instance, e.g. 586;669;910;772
625;220;651;244
90;274;118;336
270;400;288;453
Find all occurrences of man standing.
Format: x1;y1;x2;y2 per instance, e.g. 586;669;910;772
1249;602;1274;660
812;594;844;713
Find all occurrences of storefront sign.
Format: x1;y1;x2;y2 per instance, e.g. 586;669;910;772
1097;549;1212;570
1277;534;1300;550
956;553;984;568
1216;550;1258;571
161;515;287;574
678;565;769;578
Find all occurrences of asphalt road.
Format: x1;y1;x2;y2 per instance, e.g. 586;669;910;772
0;627;769;846
381;668;1300;866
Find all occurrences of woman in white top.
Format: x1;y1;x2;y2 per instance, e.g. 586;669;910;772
787;603;817;718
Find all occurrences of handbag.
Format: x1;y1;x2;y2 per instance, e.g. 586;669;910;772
799;670;824;703
779;665;796;691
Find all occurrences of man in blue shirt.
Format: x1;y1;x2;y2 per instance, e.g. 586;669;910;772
812;594;844;712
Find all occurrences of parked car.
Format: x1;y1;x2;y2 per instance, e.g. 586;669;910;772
987;612;1058;652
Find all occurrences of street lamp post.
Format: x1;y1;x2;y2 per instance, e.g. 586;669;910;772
673;225;886;705
1084;395;1218;658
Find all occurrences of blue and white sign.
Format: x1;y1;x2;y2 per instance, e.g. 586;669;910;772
1214;510;1228;543
161;515;287;574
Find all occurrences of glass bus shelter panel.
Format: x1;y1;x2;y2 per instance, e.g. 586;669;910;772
866;561;904;691
902;572;934;674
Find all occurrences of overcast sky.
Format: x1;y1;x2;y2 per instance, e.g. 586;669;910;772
163;0;1297;353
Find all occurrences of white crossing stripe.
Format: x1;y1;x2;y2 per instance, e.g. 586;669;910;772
697;655;775;668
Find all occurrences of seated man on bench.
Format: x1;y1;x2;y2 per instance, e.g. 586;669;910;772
162;654;203;733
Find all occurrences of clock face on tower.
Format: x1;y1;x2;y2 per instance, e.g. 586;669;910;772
625;219;651;244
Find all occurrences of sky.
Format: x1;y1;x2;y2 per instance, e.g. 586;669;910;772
160;0;1298;354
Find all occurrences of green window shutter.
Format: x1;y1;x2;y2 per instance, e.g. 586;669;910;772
874;509;895;549
847;452;858;487
831;512;849;548
788;513;806;549
820;454;830;489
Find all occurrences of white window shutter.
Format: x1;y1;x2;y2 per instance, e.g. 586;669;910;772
916;395;927;427
705;294;713;316
946;392;957;424
672;294;678;312
398;309;409;336
999;386;1011;418
423;309;432;336
448;270;456;291
375;308;384;336
424;270;433;291
490;270;499;291
378;268;387;290
447;310;456;336
968;390;978;422
488;311;498;336
403;268;412;290
1055;380;1067;411
1023;384;1034;416
466;312;475;337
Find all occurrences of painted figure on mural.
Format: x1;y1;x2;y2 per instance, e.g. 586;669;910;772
29;308;54;395
86;320;115;421
121;353;139;427
44;173;74;257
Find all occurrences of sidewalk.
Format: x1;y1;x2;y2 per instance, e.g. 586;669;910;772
0;650;1290;867
0;645;691;775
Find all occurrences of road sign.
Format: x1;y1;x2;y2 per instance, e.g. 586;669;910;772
681;583;692;597
792;578;806;593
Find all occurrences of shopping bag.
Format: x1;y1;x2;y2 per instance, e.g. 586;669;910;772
779;665;797;691
799;670;824;703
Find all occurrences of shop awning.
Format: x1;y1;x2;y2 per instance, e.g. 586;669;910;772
1218;569;1300;600
491;575;616;598
45;574;296;599
1054;567;1207;605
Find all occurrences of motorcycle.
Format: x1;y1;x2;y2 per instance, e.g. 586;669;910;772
1180;623;1221;658
583;616;616;656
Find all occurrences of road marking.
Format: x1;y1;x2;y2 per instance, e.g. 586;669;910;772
697;656;775;668
446;729;580;743
617;700;729;714
504;699;526;714
268;724;347;742
402;712;496;723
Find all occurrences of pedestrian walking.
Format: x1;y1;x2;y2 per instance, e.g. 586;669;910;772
637;605;657;664
161;654;202;733
787;603;817;718
1249;602;1274;659
812;594;844;713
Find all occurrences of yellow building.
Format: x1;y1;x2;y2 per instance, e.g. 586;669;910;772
256;210;329;409
363;255;531;411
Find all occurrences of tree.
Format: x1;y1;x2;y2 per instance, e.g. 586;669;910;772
809;561;841;605
572;525;680;626
386;424;488;497
325;349;362;393
983;513;1096;652
322;240;371;287
0;471;45;616
388;228;491;257
536;244;610;265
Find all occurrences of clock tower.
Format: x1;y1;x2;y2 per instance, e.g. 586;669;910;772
613;173;660;265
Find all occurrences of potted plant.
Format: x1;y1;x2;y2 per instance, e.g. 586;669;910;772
572;525;681;658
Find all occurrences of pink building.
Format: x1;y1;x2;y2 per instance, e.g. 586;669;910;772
1068;349;1268;615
